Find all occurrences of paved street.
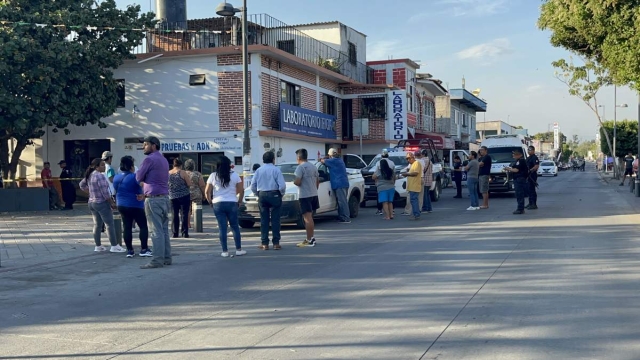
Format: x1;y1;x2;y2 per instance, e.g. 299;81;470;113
2;164;640;359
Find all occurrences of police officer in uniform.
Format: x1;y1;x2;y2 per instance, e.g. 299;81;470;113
503;149;529;214
525;145;540;210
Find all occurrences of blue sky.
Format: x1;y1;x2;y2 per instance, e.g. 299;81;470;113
116;0;640;140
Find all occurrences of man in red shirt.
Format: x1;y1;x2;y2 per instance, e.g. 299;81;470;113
42;162;62;210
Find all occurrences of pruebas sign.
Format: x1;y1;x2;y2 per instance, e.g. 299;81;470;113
386;90;407;141
279;102;337;139
160;137;242;153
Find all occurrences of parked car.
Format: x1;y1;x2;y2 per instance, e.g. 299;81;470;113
238;161;365;229
538;161;558;176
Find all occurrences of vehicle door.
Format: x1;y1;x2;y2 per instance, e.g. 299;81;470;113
344;154;367;170
450;150;469;185
316;163;336;213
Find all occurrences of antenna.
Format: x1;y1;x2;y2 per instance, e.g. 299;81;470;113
462;75;466;89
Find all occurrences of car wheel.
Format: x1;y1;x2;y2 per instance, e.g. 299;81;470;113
349;194;359;218
430;179;441;202
239;220;255;229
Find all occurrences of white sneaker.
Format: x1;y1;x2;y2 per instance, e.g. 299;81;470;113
110;245;127;253
221;252;230;257
94;246;107;252
235;250;247;256
466;206;479;211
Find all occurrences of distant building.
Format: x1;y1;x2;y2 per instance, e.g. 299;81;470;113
476;120;516;140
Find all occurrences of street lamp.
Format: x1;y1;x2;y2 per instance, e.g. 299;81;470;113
216;0;250;172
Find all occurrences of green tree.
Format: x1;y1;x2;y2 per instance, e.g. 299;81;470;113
550;58;617;174
532;131;567;144
538;0;640;89
0;0;155;182
599;120;638;157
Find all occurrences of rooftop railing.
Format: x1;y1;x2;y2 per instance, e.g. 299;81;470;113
132;14;374;84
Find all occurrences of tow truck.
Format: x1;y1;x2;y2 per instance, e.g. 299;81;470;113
360;138;445;206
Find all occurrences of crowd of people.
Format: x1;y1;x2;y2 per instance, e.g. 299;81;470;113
48;139;547;266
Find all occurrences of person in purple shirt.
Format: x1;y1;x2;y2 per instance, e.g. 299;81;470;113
136;136;171;269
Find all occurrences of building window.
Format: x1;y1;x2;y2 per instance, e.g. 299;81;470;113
462;113;468;127
115;79;125;108
408;86;414;112
348;42;357;65
361;97;386;119
453;109;459;124
189;74;206;86
424;100;435;130
323;94;337;116
281;81;300;107
277;40;295;55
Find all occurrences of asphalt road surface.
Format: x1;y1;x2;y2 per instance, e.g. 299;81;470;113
2;164;640;359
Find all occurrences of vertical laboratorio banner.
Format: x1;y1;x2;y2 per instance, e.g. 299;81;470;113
553;122;559;150
386;90;408;141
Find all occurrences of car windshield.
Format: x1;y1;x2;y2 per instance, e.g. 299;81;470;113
276;164;300;182
486;147;523;163
541;162;555;166
367;155;408;170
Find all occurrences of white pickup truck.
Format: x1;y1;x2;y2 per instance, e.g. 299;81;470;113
238;161;365;229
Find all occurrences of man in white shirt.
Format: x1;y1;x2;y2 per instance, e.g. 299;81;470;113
101;151;116;196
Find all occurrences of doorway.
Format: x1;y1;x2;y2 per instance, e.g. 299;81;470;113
342;99;353;141
64;139;111;178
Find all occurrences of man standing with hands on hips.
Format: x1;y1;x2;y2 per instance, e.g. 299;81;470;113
321;148;350;223
136;136;171;269
504;148;529;214
526;146;540;210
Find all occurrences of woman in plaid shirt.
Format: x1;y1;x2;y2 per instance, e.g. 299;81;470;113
80;158;126;253
421;149;433;213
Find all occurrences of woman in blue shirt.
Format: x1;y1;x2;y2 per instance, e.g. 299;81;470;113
113;156;151;258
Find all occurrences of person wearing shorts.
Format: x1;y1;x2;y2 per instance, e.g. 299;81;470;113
373;157;396;220
478;146;492;209
294;149;320;247
621;153;635;186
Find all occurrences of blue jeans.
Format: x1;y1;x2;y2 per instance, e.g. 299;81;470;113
467;177;479;207
422;186;432;211
409;191;420;218
145;196;171;266
213;202;242;252
335;187;350;221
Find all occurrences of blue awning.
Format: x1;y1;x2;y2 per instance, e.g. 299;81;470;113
449;89;487;112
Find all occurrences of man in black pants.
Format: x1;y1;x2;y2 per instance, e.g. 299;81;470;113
526;146;540;209
251;151;286;250
452;155;463;198
504;149;529;214
621;153;634;186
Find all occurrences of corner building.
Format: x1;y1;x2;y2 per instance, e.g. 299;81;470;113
34;15;408;179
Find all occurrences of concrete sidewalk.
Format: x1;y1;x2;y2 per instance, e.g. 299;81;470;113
0;204;226;271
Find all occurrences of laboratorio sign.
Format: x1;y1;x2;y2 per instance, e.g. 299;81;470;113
281;108;335;132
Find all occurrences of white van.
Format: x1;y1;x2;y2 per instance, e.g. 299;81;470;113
480;135;529;193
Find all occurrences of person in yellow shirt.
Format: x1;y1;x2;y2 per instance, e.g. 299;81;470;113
401;152;423;220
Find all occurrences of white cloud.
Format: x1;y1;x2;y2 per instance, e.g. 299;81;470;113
410;0;509;22
526;85;543;93
456;38;512;65
366;40;401;61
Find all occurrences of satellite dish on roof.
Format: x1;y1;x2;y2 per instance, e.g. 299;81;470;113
472;88;481;97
